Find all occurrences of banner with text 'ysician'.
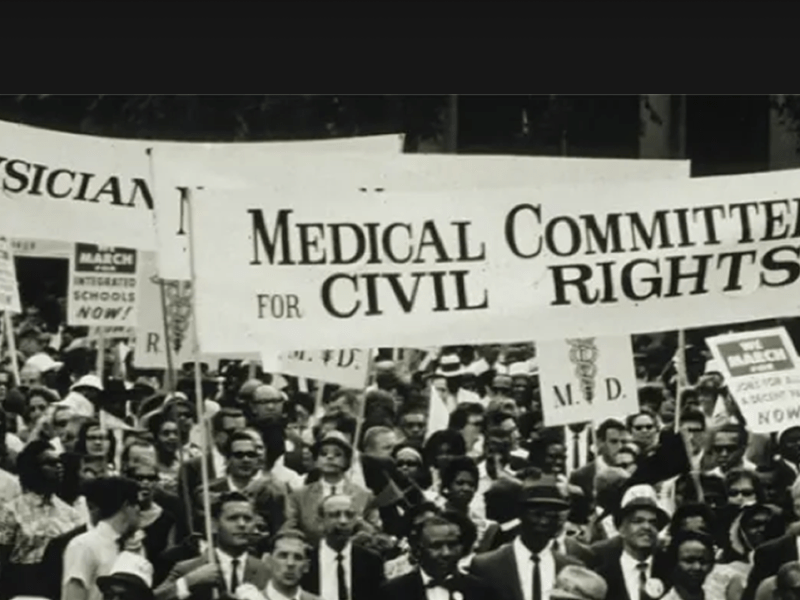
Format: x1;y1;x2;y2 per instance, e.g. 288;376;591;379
188;169;800;352
0;120;403;252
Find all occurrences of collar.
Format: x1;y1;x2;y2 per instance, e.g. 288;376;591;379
320;479;346;494
322;540;352;558
596;455;610;472
227;471;263;492
267;580;301;600
217;547;248;566
621;550;652;570
96;519;123;540
513;537;551;561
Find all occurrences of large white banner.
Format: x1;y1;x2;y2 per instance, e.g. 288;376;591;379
151;147;689;279
188;169;800;352
538;336;638;426
0;120;403;251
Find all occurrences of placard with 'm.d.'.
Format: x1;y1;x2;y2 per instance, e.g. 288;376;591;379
68;243;139;328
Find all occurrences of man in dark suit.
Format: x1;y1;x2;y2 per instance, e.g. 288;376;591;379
382;512;493;600
589;484;671;600
155;491;271;600
470;470;583;600
301;494;384;600
569;418;626;505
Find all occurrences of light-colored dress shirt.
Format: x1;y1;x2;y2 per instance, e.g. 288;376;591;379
513;537;556;600
620;551;653;600
62;520;146;600
265;580;302;600
320;541;352;600
217;548;249;594
420;568;451;600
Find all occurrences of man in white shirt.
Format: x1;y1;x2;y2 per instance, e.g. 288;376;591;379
155;491;270;600
470;471;583;600
62;477;145;600
300;494;385;600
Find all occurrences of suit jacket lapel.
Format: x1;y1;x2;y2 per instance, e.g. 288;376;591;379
498;544;525;600
607;558;631;600
304;548;321;594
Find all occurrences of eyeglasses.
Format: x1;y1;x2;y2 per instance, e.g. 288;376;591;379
728;489;756;498
396;460;421;468
131;474;159;483
633;424;655;432
231;451;259;460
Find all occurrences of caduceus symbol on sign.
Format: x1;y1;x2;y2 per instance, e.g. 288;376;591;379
567;338;599;405
156;277;193;355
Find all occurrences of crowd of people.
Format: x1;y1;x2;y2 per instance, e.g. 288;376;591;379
1;307;800;600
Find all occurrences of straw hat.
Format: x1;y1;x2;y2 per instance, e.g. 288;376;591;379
435;354;465;378
614;484;670;530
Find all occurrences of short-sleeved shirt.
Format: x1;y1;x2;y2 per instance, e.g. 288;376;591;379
0;490;85;564
62;520;145;600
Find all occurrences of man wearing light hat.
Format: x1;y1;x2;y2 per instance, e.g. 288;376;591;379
97;552;154;600
433;354;481;411
470;470;583;600
58;374;104;418
590;485;670;600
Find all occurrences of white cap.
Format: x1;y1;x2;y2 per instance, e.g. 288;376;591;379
23;354;63;373
508;362;529;377
466;358;490;376
70;374;103;392
100;550;153;588
704;359;723;375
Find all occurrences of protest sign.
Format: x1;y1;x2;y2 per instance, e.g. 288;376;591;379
133;252;258;369
188;169;800;353
706;327;800;433
537;336;638;426
152;146;689;279
0;235;21;313
68;243;140;327
274;349;370;388
0;120;402;252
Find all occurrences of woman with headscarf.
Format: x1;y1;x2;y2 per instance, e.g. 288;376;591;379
392;443;432;492
0;440;84;599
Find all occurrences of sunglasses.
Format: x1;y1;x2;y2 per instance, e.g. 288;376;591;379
633;424;655;431
131;474;159;483
232;451;259;460
729;489;755;498
396;460;421;467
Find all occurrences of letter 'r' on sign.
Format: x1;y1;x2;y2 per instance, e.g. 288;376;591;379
257;294;303;319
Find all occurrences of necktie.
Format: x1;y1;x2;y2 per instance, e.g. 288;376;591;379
531;554;541;600
230;558;240;593
637;562;648;600
336;552;349;600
